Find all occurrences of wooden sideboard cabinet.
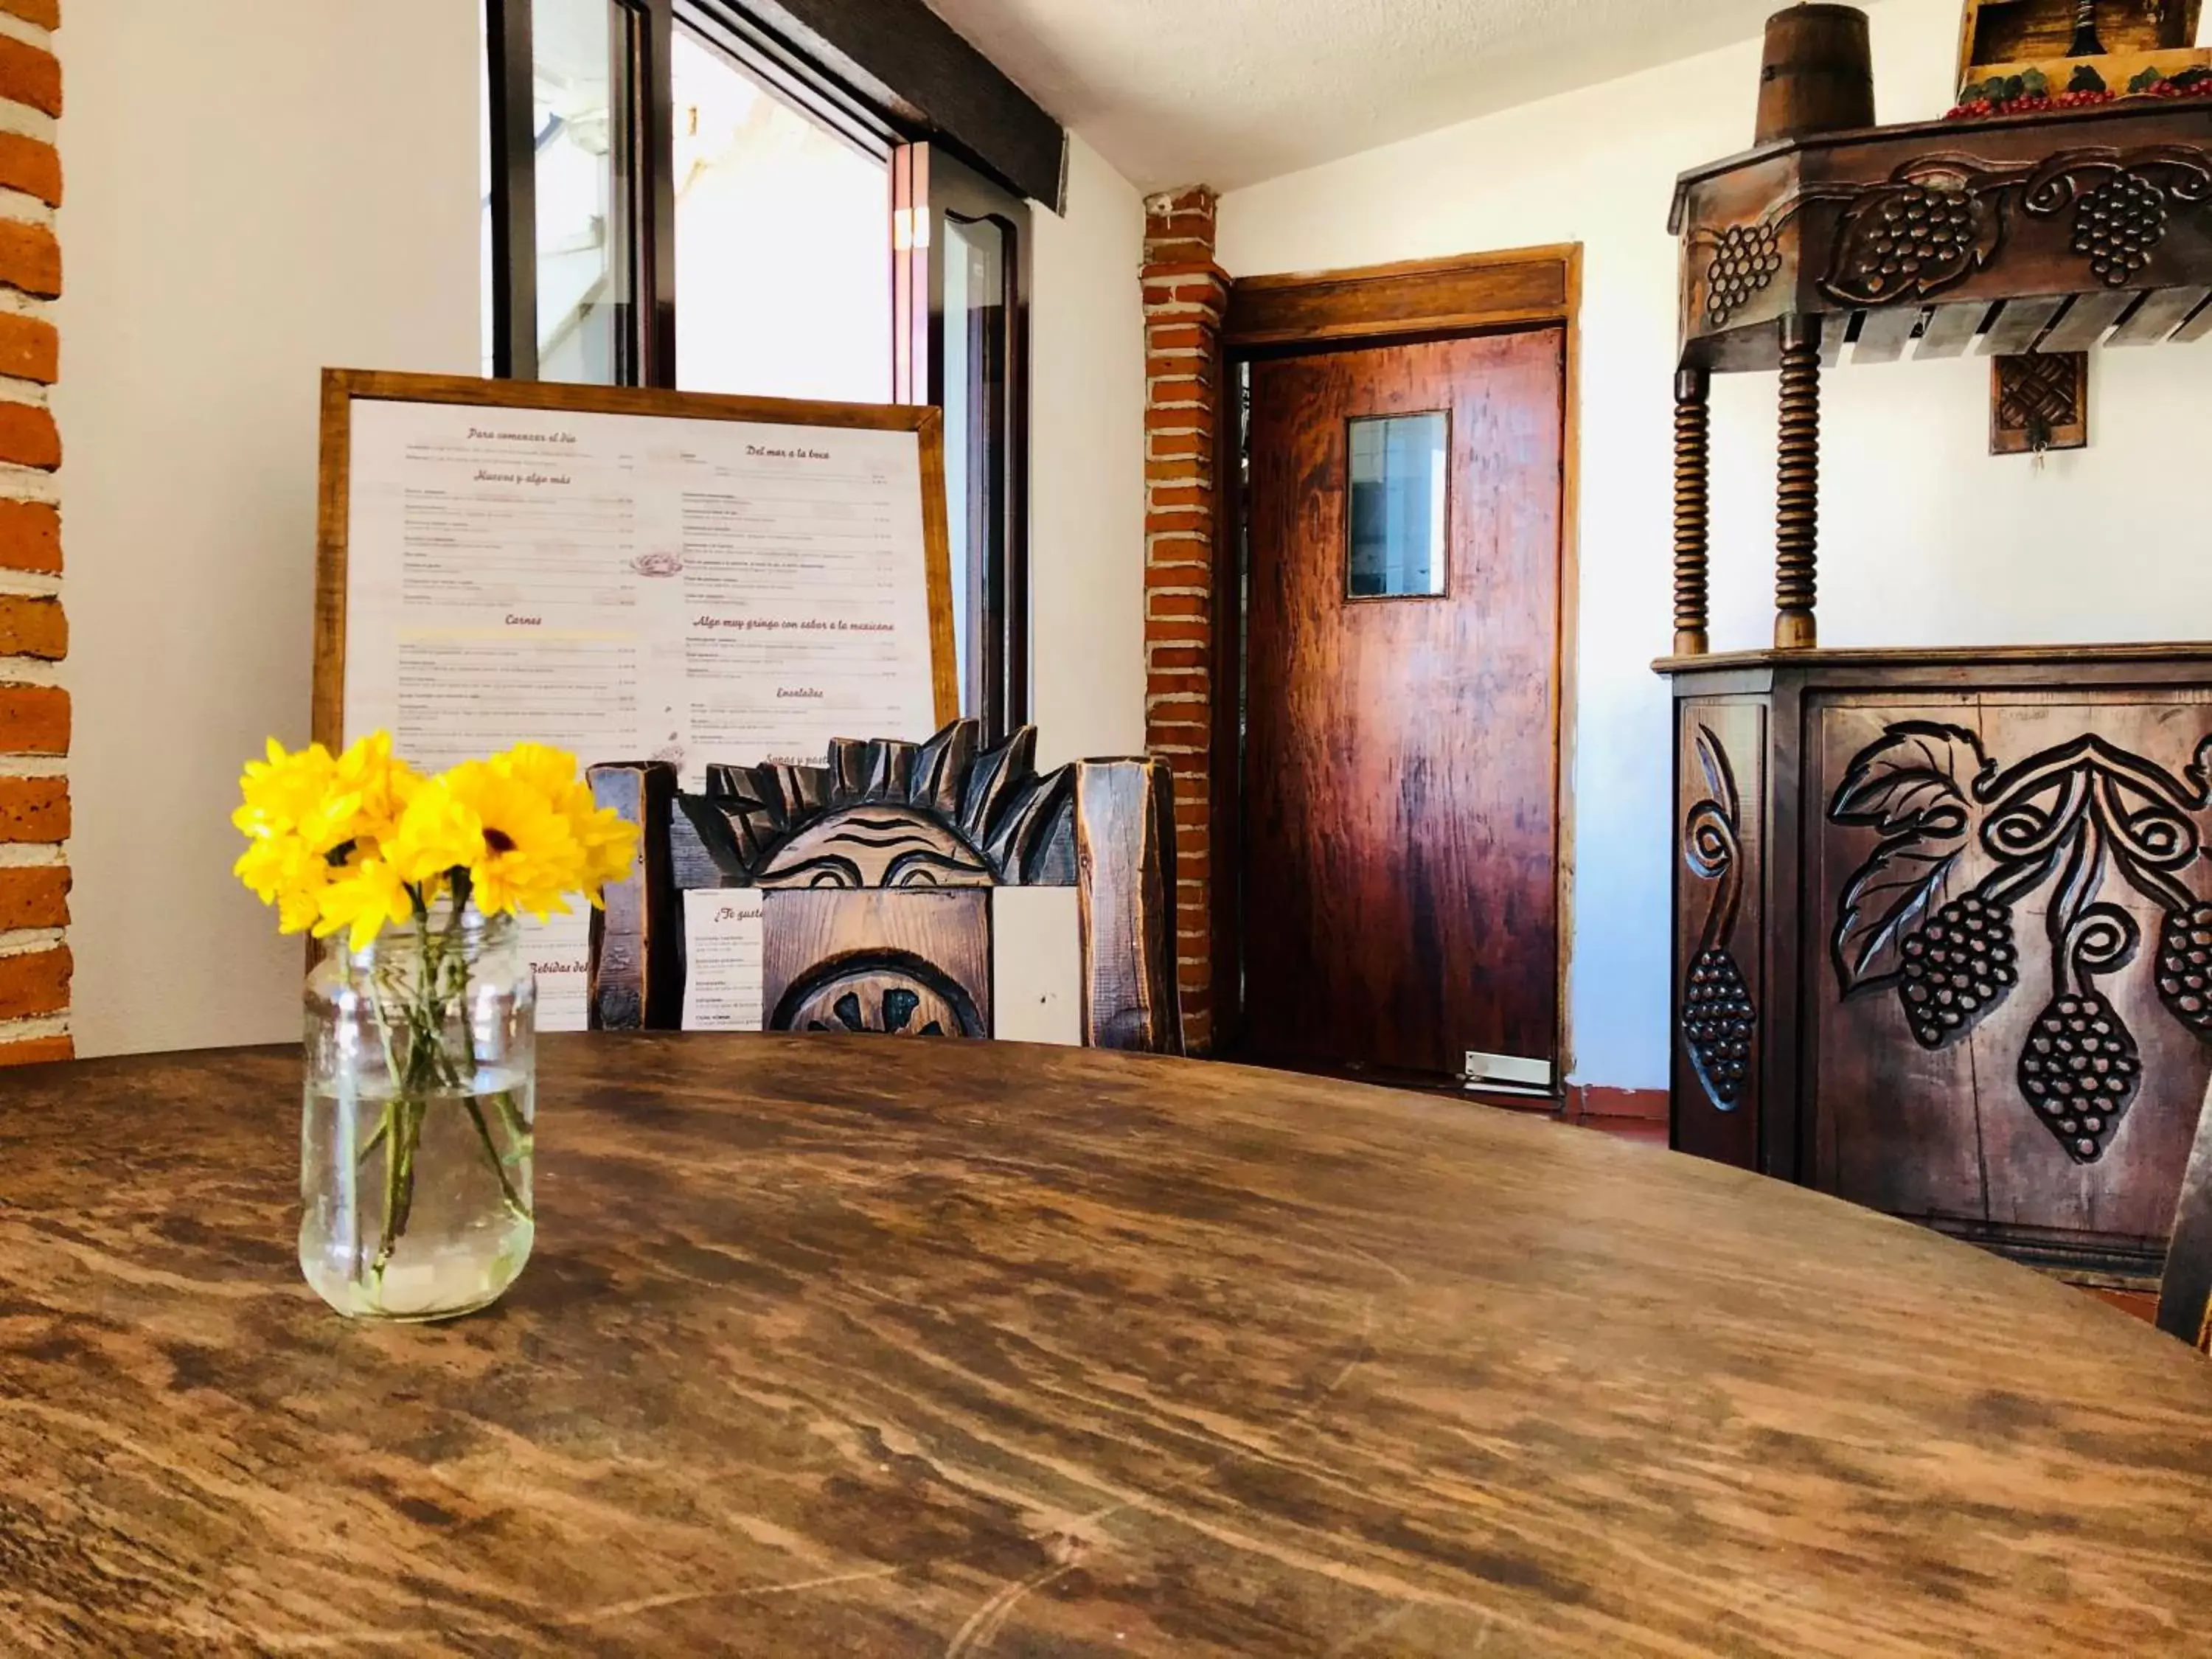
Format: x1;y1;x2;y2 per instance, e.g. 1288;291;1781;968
1666;644;2212;1278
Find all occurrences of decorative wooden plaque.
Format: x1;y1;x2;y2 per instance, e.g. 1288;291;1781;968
1990;350;2090;454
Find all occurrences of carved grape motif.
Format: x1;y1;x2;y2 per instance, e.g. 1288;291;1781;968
1829;720;2212;1166
2071;171;2168;284
1683;947;1754;1105
2157;902;2212;1035
2017;991;2143;1164
1896;894;2020;1048
1705;222;1781;325
1844;185;1979;299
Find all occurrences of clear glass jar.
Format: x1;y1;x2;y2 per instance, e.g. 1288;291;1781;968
300;908;536;1321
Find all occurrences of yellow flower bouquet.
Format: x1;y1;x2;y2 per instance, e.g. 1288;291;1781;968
234;732;637;1320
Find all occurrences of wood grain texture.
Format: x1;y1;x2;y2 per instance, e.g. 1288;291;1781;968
1670;102;2212;373
2159;1072;2212;1348
1222;246;1575;349
1812;692;2212;1267
1242;329;1564;1081
1671;366;1711;656
4;1037;2212;1655
1773;316;1821;650
1663;647;2212;1279
1674;700;1765;1169
312;369;960;752
1074;758;1181;1054
589;724;1177;1051
584;762;679;1033
762;888;991;1037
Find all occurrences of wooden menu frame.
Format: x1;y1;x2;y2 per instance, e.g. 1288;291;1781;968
312;369;961;751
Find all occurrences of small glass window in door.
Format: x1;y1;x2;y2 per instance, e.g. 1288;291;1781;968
1346;411;1448;598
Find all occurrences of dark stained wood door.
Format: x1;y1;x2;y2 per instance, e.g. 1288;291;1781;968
1239;327;1565;1084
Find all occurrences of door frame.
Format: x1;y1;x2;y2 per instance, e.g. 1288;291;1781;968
1212;244;1583;1087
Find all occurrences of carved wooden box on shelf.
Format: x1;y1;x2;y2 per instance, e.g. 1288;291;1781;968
1672;650;2212;1276
585;721;1182;1054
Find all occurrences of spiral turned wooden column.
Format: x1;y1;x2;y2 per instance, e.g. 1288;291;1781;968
1672;366;1711;657
1774;316;1821;650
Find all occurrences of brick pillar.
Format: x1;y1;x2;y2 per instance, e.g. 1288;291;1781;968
1141;187;1225;1053
0;0;69;1066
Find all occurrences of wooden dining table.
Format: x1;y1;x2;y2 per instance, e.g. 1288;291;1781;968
4;1034;2212;1656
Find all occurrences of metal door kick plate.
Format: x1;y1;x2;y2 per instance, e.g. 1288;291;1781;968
1463;1051;1556;1096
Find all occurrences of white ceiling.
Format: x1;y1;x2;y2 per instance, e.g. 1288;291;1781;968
923;0;1784;192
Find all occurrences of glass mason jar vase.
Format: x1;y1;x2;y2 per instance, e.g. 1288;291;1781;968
301;908;537;1321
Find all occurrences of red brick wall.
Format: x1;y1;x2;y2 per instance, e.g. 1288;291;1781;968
1141;187;1225;1052
0;0;67;1066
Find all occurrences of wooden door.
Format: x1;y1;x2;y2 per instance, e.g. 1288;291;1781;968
1239;327;1565;1085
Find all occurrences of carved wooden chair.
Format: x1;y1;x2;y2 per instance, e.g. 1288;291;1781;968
585;720;1182;1053
2157;1072;2212;1352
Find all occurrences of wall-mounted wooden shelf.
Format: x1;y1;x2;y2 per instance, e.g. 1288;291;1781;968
1670;100;2212;374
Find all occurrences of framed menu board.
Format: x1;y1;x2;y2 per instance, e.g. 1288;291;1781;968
313;369;959;1028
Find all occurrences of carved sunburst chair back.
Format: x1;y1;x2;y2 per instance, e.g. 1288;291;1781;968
585;721;1182;1054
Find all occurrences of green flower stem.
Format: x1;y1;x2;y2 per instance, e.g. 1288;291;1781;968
355;881;531;1300
489;1087;532;1147
461;1090;532;1222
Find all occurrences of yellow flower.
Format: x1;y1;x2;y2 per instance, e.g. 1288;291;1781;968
381;782;484;890
330;731;425;852
233;731;637;947
233;834;330;935
437;759;588;919
490;742;640;902
233;738;358;855
314;855;422;953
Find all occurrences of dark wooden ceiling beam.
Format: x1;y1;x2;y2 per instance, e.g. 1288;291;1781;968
728;0;1066;210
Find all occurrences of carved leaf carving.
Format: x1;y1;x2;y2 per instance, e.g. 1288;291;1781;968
1693;726;1739;824
1829;723;1991;835
1830;723;1993;995
1834;838;1972;997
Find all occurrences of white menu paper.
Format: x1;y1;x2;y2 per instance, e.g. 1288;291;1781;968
339;395;942;1030
680;888;765;1032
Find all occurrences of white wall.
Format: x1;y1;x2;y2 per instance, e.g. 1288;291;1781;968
1215;0;2212;1091
1029;135;1147;768
58;4;483;1056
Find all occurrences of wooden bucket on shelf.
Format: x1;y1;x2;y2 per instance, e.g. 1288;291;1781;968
1756;4;1876;144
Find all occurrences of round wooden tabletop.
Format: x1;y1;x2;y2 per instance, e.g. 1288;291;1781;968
4;1036;2212;1656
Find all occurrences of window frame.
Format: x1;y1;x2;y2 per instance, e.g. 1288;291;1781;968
897;144;1032;739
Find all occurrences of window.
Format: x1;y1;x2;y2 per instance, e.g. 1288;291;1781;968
671;28;890;402
485;0;1044;738
1346;412;1449;599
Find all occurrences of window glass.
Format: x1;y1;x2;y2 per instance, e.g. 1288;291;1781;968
1346;412;1448;598
672;28;891;403
533;0;630;384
